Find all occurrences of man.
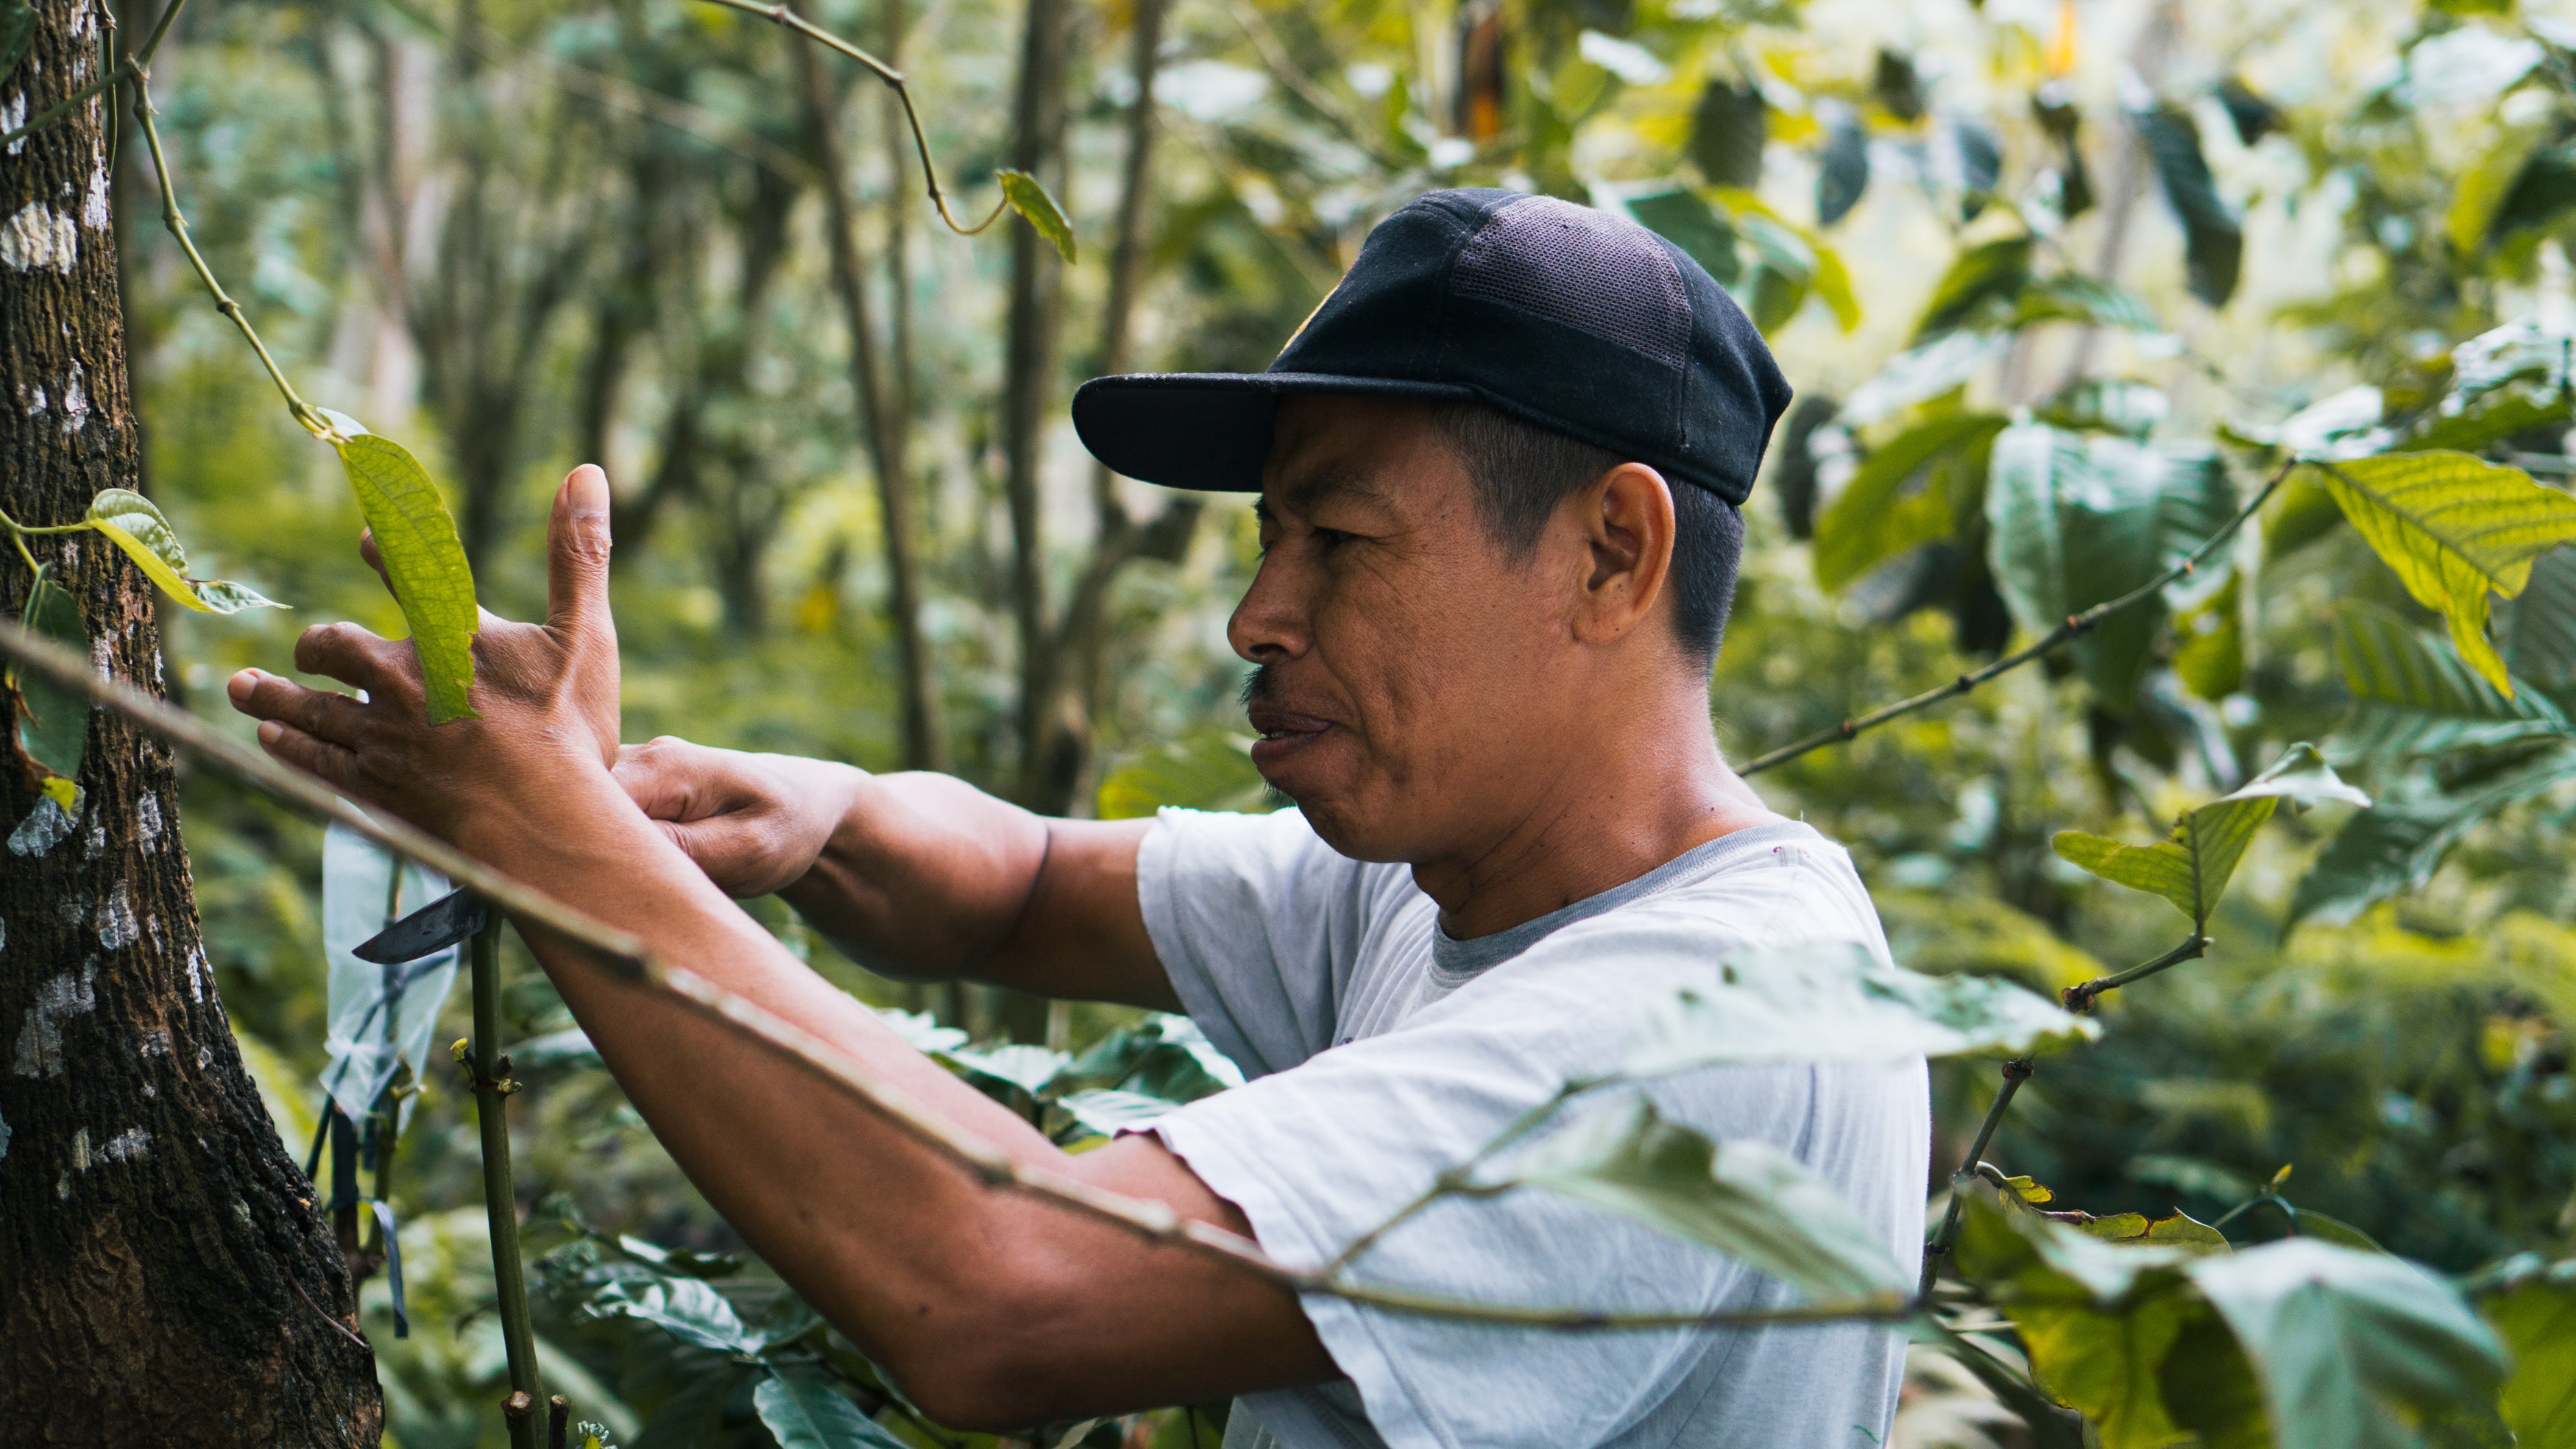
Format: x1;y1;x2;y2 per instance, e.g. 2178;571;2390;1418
230;190;1928;1448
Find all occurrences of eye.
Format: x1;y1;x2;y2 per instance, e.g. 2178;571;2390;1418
1313;526;1356;551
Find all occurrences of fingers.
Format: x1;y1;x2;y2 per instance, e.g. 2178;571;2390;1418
612;737;701;819
227;667;373;749
546;464;615;634
291;620;411;700
249;716;363;793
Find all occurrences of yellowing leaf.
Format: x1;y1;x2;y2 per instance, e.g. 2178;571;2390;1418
2304;453;2576;694
85;489;285;614
331;433;481;724
1810;242;1860;331
2056;744;2368;928
997;169;1077;264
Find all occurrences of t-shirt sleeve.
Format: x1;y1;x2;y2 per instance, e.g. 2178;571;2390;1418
1150;883;1930;1449
1136;807;1392;1079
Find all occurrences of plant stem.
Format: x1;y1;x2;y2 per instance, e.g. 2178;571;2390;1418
1741;461;2293;777
1917;1057;2034;1297
469;915;544;1448
2062;933;2208;1013
697;0;1011;236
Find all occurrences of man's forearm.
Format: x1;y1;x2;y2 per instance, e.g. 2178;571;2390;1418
779;770;1052;980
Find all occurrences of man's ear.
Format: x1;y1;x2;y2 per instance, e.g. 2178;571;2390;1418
1568;462;1676;647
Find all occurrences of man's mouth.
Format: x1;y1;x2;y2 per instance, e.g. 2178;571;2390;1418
1247;704;1333;767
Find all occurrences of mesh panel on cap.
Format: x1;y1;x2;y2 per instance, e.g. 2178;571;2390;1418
1449;195;1691;368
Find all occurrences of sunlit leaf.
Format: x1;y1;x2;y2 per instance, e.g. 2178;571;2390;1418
2173;570;2244;701
1097;731;1270;818
1839;330;2009;426
1501;1096;1906;1302
2055;745;2367;929
2186;1240;2507;1449
326;422;481;723
1053;1088;1183;1138
2009;274;2162;333
2034;378;2170;441
2304;453;2576;695
2449;120;2550;255
1813;411;2006;591
997;169;1077;263
1809;242;1860;331
2067;1211;2233;1255
754;1369;907;1449
2330;603;2566;759
587;1277;762;1356
1624;941;2097;1077
2483;1260;2576;1448
84;489;285;614
8;562;86;812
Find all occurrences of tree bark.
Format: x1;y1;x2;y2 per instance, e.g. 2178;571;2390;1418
1002;0;1072;812
0;4;383;1442
796;31;944;770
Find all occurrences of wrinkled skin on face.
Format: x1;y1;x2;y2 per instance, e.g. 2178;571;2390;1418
1231;396;1767;921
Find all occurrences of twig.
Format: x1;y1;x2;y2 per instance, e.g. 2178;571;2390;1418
1740;461;2293;777
696;0;1010;236
2062;933;2207;1013
469;917;544;1446
1916;1058;2033;1297
0;0;183;152
0;618;1915;1336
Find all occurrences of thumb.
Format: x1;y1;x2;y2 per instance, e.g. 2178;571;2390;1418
547;464;614;631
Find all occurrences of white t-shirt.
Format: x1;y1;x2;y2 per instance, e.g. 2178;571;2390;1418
1138;808;1929;1449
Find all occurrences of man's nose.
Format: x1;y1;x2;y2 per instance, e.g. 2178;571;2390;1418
1227;556;1310;665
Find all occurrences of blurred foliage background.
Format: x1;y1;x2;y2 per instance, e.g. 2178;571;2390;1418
110;0;2576;1439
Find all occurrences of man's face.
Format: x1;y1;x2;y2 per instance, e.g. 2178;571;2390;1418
1231;394;1580;863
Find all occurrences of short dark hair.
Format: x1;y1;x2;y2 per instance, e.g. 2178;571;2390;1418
1431;402;1744;668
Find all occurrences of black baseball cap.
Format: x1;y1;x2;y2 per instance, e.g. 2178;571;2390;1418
1072;188;1794;506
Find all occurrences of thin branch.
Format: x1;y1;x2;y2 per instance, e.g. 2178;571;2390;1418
0;0;190;163
1916;1057;2033;1297
1740;460;2295;777
0;618;1911;1336
469;918;545;1445
2062;932;2208;1013
697;0;1011;236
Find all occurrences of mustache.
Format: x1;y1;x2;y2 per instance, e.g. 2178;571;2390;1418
1241;665;1278;713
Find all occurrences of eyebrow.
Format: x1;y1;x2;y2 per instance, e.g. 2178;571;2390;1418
1270;461;1393;516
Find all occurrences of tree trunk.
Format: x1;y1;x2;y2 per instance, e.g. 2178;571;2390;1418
1002;0;1072;812
0;4;383;1442
796;33;944;771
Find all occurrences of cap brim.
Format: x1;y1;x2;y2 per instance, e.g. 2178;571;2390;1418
1072;372;1479;492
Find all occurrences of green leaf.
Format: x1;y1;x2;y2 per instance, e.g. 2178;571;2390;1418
1985;425;2232;707
1504;1096;1906;1302
2134;105;2242;306
2055;744;2368;928
1053;1013;1239;1102
2484;1261;2576;1448
2173;570;2244;701
8;563;87;812
1809;243;1860;332
2036;378;2171;441
2009;274;2163;333
1816;108;1869;226
1624;941;2098;1077
84;489;286;614
1910;1323;2089;1449
2286;1209;2388;1255
2303;453;2576;695
2067;1211;2234;1254
753;1369;908;1449
329;428;481;724
587;1277;762;1356
0;0;35;88
1913;236;2034;341
2265;476;2347;559
2506;547;2576;697
1688;79;1767;190
997;169;1077;263
2331;604;2566;759
1097;731;1270;818
2186;1241;2507;1449
2404;385;2570;456
2450;121;2551;255
2287;747;2576;929
1618;187;1741;286
1052;1088;1183;1138
1813;411;2007;592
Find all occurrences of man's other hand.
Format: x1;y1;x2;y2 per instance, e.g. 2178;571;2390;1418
225;465;624;847
613;737;864;899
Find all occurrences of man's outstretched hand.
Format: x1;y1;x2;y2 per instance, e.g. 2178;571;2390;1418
227;464;624;850
612;737;865;899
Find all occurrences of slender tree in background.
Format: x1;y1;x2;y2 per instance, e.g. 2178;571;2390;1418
0;1;382;1439
1002;0;1073;810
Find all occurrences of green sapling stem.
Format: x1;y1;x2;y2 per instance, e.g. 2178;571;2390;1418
468;913;545;1449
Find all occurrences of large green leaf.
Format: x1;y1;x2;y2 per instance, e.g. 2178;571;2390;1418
2484;1260;2576;1448
1624;941;2097;1077
1912;237;2034;341
83;489;286;614
325;419;481;724
2331;604;2568;759
1986;425;2233;707
2507;548;2576;697
1688;79;1766;191
2034;378;2170;441
1096;731;1270;819
8;563;87;812
1618;186;1740;286
1501;1096;1905;1302
1813;411;2006;591
2287;745;2576;928
753;1370;908;1449
2010;275;2162;333
2303;453;2576;695
2054;744;2368;929
587;1277;762;1356
2186;1241;2506;1449
1816;107;1869;226
997;169;1077;263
